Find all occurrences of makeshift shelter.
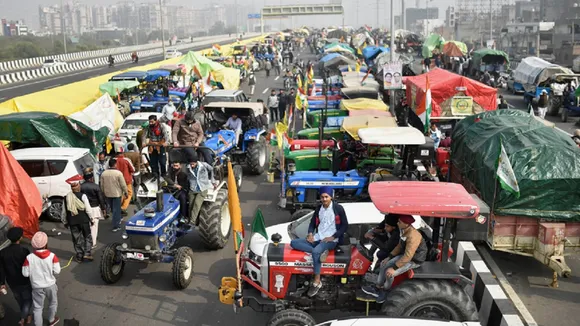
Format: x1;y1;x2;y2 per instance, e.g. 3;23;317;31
179;51;240;90
339;98;388;111
99;80;140;97
404;68;497;117
512;56;573;92
0;145;41;239
442;41;467;57
452;109;580;220
0;112;109;155
362;46;389;61
471;48;509;68
422;34;445;58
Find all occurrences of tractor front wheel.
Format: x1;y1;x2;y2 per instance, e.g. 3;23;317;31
246;136;267;175
198;189;231;250
382;279;478;321
172;247;195;289
100;243;125;284
267;309;316;326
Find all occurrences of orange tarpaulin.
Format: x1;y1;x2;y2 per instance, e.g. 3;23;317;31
0;145;41;238
442;42;465;57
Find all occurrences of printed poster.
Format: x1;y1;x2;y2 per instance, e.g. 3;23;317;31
382;62;403;90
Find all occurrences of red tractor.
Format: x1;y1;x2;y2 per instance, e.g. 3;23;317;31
219;181;481;326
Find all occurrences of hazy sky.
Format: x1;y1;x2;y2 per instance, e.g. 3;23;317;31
0;0;455;30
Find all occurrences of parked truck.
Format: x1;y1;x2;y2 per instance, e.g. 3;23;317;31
446;109;580;285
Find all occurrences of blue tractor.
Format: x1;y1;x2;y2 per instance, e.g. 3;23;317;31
101;146;232;289
285;127;436;212
198;102;269;175
130;90;186;113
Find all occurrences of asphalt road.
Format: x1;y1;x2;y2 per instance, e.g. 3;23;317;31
0;37;241;102
1;50;578;326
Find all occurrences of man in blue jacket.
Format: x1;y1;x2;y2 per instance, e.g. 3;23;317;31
290;186;349;297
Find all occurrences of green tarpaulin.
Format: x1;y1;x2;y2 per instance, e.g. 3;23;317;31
99;80;140;97
0;112;109;155
422;34;445;58
452;109;580;221
179;51;225;77
471;48;509;67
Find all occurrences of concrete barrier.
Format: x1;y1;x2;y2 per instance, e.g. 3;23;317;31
0;34;261;86
456;241;525;326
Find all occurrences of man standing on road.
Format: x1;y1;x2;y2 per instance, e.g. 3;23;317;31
290;187;349;297
248;69;256;96
63;176;94;263
538;90;549;119
273;55;281;76
267;89;279;123
362;215;427;303
265;59;272;77
185;152;215;224
277;89;288;123
115;149;135;216
143;115;171;179
0;227;33;326
81;168;106;249
173;111;212;164
100;158;128;232
93;152;108;185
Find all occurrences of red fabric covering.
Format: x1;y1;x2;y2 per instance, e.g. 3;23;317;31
0;145;41;239
404;68;497;117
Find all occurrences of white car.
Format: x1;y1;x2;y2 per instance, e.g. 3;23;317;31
42;58;66;69
316;317;481;326
11;147;97;222
118;112;162;142
164;49;183;59
245;202;429;283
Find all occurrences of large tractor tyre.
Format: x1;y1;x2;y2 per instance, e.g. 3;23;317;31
382;279;478;321
233;165;243;192
246;136;268;175
46;197;64;222
267;309;316;326
198;189;231;250
172;247;195;289
561;108;568;122
290;209;314;222
100;243;125;284
548;96;562;116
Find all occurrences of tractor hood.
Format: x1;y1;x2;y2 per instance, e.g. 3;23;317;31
204;130;236;156
125;194;180;234
248;221;292;257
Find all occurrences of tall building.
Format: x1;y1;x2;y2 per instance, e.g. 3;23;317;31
38;5;62;34
92;5;112;29
2;19;29;36
405;7;439;32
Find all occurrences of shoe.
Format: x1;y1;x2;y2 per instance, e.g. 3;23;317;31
320;250;329;263
307;282;322;297
121;210;128;216
74;256;83;263
92;245;97;250
83;255;94;261
361;285;380;298
376;291;387;304
112;227;121;232
26;315;32;324
49;317;60;326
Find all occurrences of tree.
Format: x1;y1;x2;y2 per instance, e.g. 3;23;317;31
11;42;46;58
209;21;226;36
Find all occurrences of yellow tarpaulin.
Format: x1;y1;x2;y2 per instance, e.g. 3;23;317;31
340;115;398;140
339;98;388;112
0;35;264;116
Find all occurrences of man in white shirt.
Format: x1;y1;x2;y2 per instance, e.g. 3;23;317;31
223;113;243;147
290;187;349;297
161;99;176;126
429;122;442;150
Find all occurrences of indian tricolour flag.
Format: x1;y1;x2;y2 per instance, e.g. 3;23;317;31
496;140;520;198
416;75;432;132
250;209;268;247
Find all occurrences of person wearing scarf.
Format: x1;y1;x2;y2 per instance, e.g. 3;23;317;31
63;176;94;263
143;115;170;179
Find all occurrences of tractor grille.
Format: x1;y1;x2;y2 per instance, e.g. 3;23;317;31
129;234;159;251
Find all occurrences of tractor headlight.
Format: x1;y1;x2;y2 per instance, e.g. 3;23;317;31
122;243;128;249
159;234;167;242
145;245;151;251
122;233;129;240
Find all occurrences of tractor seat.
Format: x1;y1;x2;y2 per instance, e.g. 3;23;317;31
330;245;351;265
411;262;469;283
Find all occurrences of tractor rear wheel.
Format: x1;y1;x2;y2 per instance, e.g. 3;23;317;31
100;243;125;284
267;309;316;326
289;209;314;222
246;136;267;175
233;165;243;192
172;247;195;289
382;279;478;321
198;189;231;250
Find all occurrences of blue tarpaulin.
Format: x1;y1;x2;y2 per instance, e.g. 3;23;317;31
320;53;342;63
145;69;171;82
362;46;390;60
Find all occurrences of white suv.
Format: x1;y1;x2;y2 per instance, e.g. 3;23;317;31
11;148;97;222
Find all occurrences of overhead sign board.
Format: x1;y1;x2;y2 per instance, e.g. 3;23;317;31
248;14;261;19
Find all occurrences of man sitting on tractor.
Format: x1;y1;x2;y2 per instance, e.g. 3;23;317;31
222;113;243;148
364;214;400;270
290;187;349;297
164;161;189;222
362;214;427;302
185;151;215;224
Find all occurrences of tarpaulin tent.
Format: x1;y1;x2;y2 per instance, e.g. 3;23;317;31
404;68;497;117
512;56;573;92
323;42;355;53
422;34;445;58
471;48;509;67
442;41;467;57
362;46;390;61
99;80;140;97
69;93;124;138
179;51;240;90
339;98;388;111
0;112;109;155
0;145;41;239
452;109;580;220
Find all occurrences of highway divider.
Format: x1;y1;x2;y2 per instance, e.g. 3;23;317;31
0;34;260;86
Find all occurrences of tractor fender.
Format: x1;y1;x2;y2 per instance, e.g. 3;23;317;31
243;128;266;142
203;181;227;203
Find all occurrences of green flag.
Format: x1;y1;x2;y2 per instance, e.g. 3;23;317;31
251;208;268;241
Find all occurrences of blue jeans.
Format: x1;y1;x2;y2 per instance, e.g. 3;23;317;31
11;283;32;320
106;197;122;229
290;238;337;275
376;255;420;290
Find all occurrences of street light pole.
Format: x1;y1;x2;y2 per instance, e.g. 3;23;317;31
60;0;67;54
390;0;396;117
159;0;166;57
489;0;493;45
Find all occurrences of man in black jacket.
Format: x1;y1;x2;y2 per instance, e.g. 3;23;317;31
164;161;189;221
277;89;288;123
81;168;107;249
0;226;33;325
63;176;94;262
290;187;349;297
364;214;400;269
